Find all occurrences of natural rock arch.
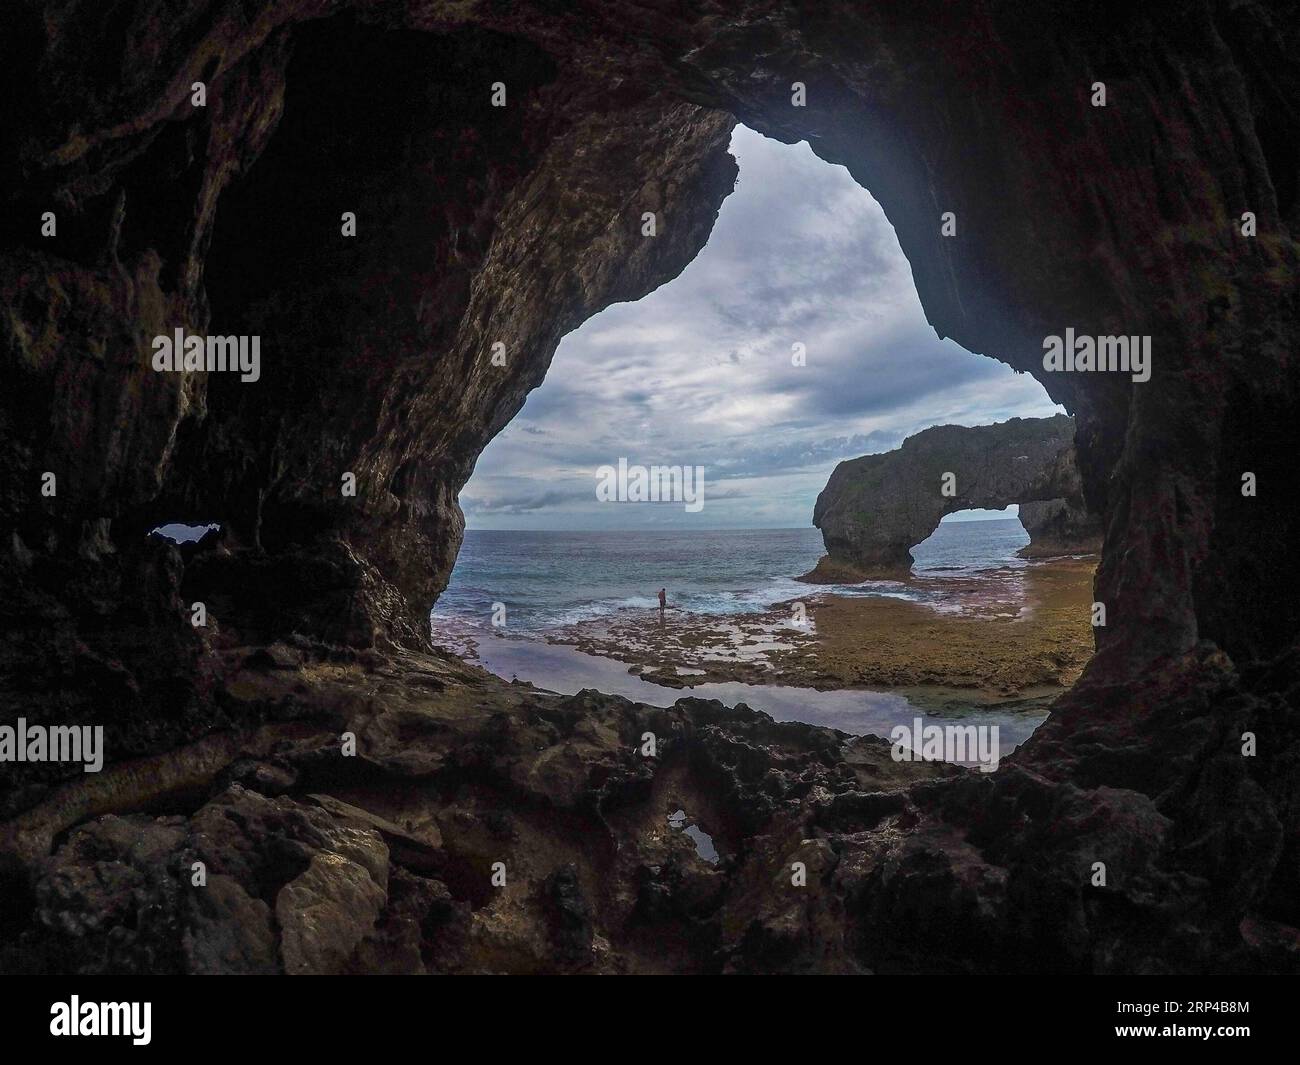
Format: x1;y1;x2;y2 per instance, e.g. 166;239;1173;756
807;414;1101;578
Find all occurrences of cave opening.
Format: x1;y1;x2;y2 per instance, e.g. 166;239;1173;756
435;125;1097;753
184;11;1108;713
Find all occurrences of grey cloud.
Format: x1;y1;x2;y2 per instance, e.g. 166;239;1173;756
706;429;903;479
462;488;588;514
460;125;1063;530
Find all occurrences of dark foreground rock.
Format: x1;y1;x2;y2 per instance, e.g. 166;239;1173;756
808;415;1101;578
1;643;954;974
4;636;1296;974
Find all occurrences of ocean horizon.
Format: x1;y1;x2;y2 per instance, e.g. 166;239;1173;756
432;518;1033;636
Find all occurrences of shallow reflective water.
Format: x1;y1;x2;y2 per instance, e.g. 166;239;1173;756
468;631;1049;759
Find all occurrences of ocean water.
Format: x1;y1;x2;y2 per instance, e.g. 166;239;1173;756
431;518;1031;634
430;519;1053;756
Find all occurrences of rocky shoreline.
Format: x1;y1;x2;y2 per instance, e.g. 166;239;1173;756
549;557;1098;701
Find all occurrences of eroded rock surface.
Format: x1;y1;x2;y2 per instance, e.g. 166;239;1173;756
1016;498;1102;559
1;646;951;974
807;414;1101;578
7;637;1291;974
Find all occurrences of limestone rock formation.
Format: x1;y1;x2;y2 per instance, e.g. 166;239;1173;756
1017;498;1103;559
807;414;1102;578
2;1;1299;974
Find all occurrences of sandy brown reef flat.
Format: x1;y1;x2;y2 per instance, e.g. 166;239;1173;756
2;0;1299;973
554;557;1098;700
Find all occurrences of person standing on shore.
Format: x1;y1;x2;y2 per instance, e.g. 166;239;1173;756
658;588;666;620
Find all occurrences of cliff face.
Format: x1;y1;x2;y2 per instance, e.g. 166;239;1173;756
809;414;1101;576
2;1;1299;973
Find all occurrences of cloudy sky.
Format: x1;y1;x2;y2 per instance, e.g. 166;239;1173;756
461;125;1062;531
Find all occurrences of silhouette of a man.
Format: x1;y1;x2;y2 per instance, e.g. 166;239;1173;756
658;587;666;619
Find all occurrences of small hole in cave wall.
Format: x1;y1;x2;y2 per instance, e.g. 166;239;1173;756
667;808;721;865
148;522;221;545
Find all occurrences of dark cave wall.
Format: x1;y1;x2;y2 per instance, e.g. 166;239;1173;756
1;8;739;656
187;18;739;643
1;0;1298;791
0;3;739;803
